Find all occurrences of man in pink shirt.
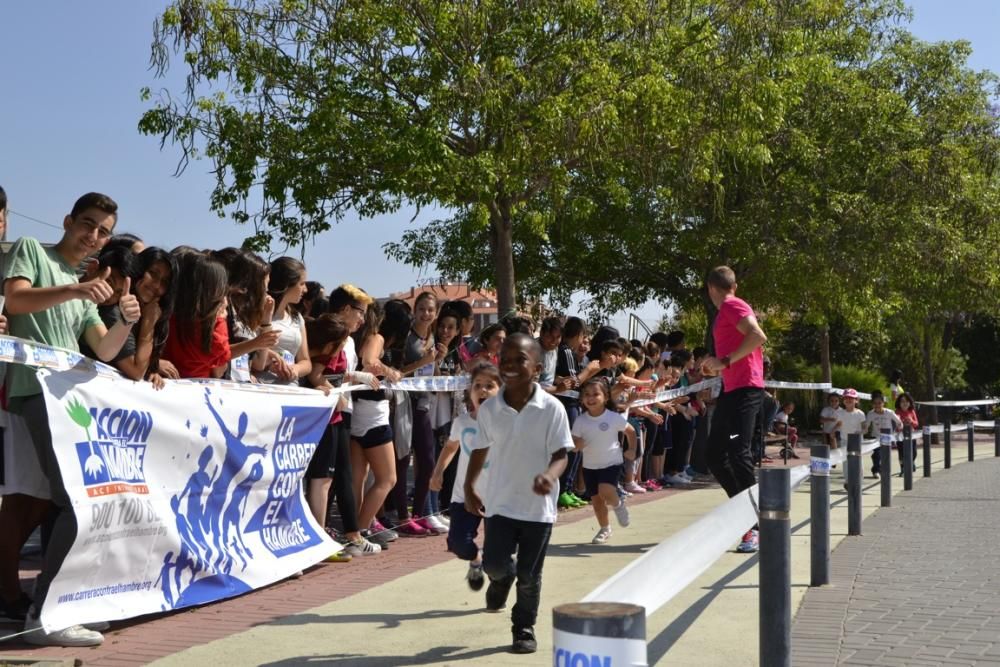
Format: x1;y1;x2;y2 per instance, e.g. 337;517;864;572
700;266;768;553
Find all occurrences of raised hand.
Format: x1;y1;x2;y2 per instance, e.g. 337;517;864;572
76;267;113;304
118;277;141;324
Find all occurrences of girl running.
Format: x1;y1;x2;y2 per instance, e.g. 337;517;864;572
572;379;636;544
430;362;502;589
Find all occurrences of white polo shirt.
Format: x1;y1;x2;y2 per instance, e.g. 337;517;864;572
472;383;574;523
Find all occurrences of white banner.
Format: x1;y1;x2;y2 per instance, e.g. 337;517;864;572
38;368;339;632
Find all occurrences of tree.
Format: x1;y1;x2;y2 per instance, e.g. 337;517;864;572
142;0;692;314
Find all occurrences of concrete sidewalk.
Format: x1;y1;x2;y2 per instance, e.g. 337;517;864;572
2;438;993;666
793;444;1000;666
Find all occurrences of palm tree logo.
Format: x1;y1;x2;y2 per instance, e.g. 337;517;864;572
67;398;104;479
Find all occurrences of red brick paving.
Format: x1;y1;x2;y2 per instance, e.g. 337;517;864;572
0;475;697;666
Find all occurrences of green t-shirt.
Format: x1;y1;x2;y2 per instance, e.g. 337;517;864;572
4;237;102;398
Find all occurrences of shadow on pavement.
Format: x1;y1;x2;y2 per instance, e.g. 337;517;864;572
546;542;659;558
263;608;483;630
257;644;511;666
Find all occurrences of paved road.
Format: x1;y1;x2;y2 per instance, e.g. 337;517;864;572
793;454;1000;666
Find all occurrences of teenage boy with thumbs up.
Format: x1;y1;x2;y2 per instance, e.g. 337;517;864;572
2;192;139;647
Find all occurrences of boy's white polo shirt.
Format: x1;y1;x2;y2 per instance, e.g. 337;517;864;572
472;382;574;524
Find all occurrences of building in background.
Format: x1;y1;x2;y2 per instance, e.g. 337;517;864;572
385;280;500;335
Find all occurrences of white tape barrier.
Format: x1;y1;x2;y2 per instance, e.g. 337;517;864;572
584;438;879;617
0;334;471;395
917;399;1000;407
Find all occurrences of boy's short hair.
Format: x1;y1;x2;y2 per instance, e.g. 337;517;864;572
669;349;692;368
440;299;473;321
871;390;884;400
706;265;737;291
600;339;624;356
666;331;685;348
503;331;542;361
692;346;708;360
71;192;118;221
649;331;669;348
540;316;564;335
562;316;586;340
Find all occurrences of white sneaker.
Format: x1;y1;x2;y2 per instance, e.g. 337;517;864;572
592;527;612;544
662;473;690;486
423;514;449;534
84;621;110;631
23;608;103;647
437;515;451;529
613;497;631;528
624;482;646;494
344;537;382;556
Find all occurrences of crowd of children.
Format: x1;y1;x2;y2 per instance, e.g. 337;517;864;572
0;188;925;654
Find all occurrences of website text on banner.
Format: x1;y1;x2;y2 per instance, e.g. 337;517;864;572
36;367;340;633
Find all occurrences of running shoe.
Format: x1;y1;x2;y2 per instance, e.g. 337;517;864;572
395;518;431;536
512;626;537;654
325;544;354;562
23;608;103;647
684;465;699;478
344;537;382;557
415;516;445;535
568;493;588;507
591;527;612;544
424;515;448;533
466;563;485;591
613;497;631;528
371;518;399;542
661;473;690;486
737;528;759;553
558;492;577;508
361;529;391;549
437;515;451;529
624;481;646;494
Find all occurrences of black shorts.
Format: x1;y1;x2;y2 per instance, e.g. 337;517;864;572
305;423;336;480
583;464;623;497
651;424;671;456
353;424;393;448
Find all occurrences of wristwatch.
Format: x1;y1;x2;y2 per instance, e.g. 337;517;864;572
720;355;732;368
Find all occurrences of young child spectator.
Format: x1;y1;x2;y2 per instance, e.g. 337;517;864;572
572;379;636;544
430;362;502;590
555;316;588;508
464;333;573;654
865;390;902;478
820;393;841;448
894;392;919;472
835;388;867;485
772;402;799;448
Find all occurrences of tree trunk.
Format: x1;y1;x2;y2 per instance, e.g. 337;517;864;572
701;285;717;356
488;200;516;317
923;321;938;426
819;322;832;384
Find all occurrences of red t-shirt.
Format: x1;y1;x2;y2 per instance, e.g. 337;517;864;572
712;296;764;392
896;408;919;430
162;316;232;379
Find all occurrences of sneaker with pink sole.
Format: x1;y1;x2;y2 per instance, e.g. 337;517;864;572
414;516;445;535
624;482;647;494
395;518;431;536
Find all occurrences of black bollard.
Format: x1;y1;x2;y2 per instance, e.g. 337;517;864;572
810;444;830;587
553;602;647;667
902;424;913;491
759;467;791;667
995;416;1000;458
879;434;892;508
944;417;952;469
922;426;932;478
847;433;862;536
968;420;975;462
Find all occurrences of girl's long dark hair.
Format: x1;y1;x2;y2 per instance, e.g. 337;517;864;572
172;253;228;354
133;247;177;374
268;256;306;318
218;249;270;333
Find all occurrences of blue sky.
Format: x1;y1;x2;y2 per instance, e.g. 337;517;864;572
1;0;996;332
